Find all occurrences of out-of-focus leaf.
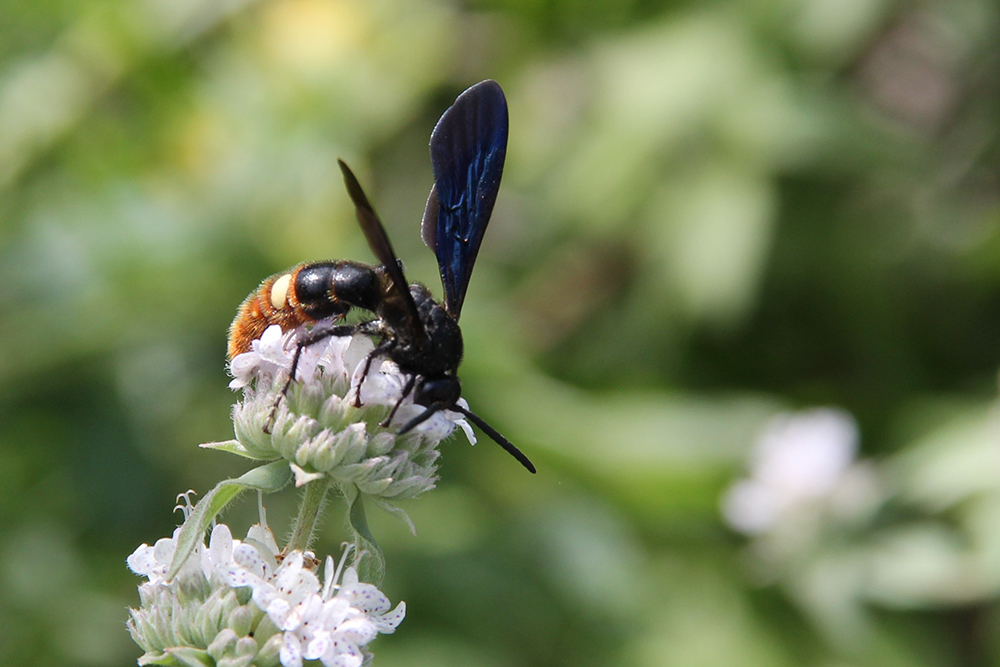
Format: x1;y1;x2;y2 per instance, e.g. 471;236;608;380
621;559;794;667
344;484;385;586
891;404;1000;511
789;0;889;63
532;496;649;619
645;162;775;325
484;371;780;514
865;523;988;607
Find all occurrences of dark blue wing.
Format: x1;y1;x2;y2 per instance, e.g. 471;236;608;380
424;80;508;319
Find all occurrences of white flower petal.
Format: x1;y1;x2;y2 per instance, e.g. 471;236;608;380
340;566;359;587
264;596;294;628
320;597;351;629
208;524;234;564
151;536;177;567
375;601;406;633
722;408;877;542
303;629;332;660
342;336;375;378
321;640;364;667
752;408;858;498
228;353;259;388
127;544;156;574
246;522;281;556
299;343;323;379
280;631;304;667
258;326;292;364
342;582;391;615
336;616;378;645
222;543;271;587
455;417;476;445
721;479;780;535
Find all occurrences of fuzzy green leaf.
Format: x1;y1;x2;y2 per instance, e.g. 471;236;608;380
168;461;292;579
138;647;212;666
199;440;268;459
344;485;385;585
165;647;215;667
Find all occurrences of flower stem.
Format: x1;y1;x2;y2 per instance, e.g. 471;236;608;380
286;479;331;553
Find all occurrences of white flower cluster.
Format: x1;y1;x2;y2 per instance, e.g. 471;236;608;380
722;408;882;544
720;409;889;641
128;521;404;667
226;325;474;496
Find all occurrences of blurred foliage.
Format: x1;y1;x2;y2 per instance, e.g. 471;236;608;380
4;0;1000;665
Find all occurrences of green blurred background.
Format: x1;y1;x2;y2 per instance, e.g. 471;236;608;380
5;0;1000;665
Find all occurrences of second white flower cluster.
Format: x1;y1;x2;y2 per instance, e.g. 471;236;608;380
128;521;404;667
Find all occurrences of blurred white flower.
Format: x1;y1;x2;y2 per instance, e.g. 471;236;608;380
722;408;880;536
720;408;885;643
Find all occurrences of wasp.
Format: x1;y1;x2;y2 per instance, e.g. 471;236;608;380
228;80;535;473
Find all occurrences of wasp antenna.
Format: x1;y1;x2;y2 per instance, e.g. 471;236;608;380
454;405;536;474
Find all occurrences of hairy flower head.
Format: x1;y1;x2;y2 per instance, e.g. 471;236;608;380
227;325;475;498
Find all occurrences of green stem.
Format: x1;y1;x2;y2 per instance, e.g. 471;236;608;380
285;479;331;553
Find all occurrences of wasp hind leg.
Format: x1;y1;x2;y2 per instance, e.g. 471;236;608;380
263;322;360;434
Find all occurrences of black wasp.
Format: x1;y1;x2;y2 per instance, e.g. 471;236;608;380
228;80;535;473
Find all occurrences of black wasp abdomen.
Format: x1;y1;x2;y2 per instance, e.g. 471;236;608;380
295;260;382;319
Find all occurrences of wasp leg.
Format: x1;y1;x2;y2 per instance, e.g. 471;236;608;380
380;374;417;428
397;402;445;434
263;323;359;434
353;335;396;408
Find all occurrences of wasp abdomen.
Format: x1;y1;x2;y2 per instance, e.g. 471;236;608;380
228;260;382;359
295;260;381;317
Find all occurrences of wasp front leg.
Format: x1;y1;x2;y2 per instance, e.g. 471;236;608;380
352;333;397;408
380;374;417;427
